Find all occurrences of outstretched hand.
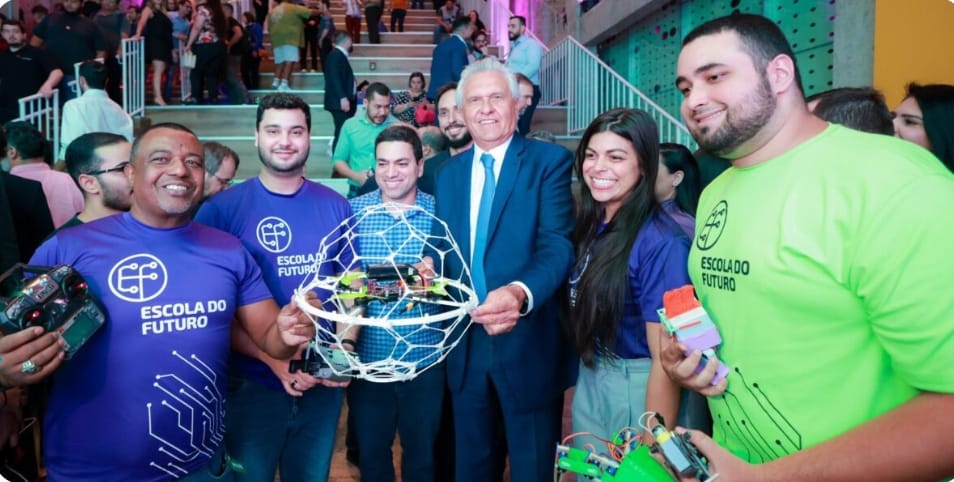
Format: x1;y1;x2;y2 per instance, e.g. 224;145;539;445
0;327;65;387
660;335;727;396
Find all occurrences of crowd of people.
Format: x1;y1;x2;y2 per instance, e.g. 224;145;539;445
1;7;954;482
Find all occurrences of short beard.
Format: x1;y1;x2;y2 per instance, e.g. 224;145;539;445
102;185;132;211
693;76;776;156
258;146;308;174
447;130;473;150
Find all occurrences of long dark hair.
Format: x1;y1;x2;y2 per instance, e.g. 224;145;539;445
660;143;701;215
203;0;228;40
569;108;660;366
906;83;954;172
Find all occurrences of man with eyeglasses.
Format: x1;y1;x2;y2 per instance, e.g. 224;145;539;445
201;141;239;200
57;132;133;232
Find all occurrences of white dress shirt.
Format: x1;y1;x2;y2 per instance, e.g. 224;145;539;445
59;89;134;159
468;136;534;312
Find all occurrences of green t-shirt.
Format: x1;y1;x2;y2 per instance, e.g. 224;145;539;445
689;125;954;463
267;3;311;48
333;109;397;187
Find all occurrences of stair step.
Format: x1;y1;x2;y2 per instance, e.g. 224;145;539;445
149;104;571;136
257;72;430;90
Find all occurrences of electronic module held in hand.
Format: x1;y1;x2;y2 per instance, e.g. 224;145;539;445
0;264;106;359
289;342;355;382
658;285;729;385
650;415;715;482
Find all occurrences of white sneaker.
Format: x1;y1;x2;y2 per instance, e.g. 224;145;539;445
272;78;280;89
278;82;290;92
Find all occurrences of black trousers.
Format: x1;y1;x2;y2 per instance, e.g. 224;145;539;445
365;5;383;44
391;8;406;32
191;42;226;104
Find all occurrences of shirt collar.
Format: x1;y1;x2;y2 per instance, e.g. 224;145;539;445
335;45;350;58
473;135;514;165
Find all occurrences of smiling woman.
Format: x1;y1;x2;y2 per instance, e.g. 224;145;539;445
566;108;692;448
892;83;954;172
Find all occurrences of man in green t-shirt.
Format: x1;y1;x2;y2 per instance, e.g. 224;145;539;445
663;13;954;481
267;0;318;91
332;82;398;197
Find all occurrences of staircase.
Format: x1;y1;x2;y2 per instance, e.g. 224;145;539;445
144;6;579;187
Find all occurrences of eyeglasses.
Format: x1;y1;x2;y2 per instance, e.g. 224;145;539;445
86;162;129;176
212;174;235;186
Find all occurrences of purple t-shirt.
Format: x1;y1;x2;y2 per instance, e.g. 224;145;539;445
195;178;355;389
570;208;691;359
30;213;272;481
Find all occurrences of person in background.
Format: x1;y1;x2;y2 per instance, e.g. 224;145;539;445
468;29;490;62
241;11;264;91
506;15;544;135
467;9;485;34
167;0;193;101
391;0;408;32
343;0;362;44
892;83;954;172
30;0;107;103
92;0;127;103
317;0;335;71
364;0;383;44
806;86;894;135
125;6;140;37
201;140;239;200
0;20;62;125
391;72;432;126
655;143;700;237
267;0;320;92
433;0;459;44
301;2;321;72
134;0;173;105
59;60;134;161
184;0;228;104
222;2;251;103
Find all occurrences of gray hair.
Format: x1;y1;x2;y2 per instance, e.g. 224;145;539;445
202;141;239;174
456;58;520;108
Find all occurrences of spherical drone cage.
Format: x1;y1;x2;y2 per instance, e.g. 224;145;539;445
293;202;477;383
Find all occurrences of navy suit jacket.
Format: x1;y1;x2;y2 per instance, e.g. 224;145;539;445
323;47;355;112
434;134;575;411
427;35;468;100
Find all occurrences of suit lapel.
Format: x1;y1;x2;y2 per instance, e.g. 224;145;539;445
449;147;475;258
487;135;523;243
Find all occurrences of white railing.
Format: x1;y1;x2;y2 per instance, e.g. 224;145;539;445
541;36;696;149
121;37;146;117
177;44;193;103
17;89;61;160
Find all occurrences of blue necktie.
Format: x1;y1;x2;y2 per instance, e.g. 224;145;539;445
471;153;496;300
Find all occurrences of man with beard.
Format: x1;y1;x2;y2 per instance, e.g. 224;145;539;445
662;14;954;481
427;17;473;102
505;16;543;135
195;93;357;482
29;122;314;480
333;82;397;197
0;20;63;124
30;0;106;103
58;132;132;231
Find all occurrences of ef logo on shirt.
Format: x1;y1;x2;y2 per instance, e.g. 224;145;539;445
257;216;293;253
108;254;168;302
696;200;728;251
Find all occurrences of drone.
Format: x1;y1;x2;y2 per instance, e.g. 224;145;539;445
333;263;451;308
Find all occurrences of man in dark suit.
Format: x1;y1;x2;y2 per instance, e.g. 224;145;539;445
431;58;574;482
323;31;356;152
426;17;474;101
0;123;54;264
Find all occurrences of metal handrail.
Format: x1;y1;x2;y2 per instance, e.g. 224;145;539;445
121;37;146;117
17;89;61;160
540;36;696;149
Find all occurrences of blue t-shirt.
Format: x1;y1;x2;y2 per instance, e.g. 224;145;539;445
195;178;355;389
30;213;272;481
570;208;691;359
349;190;441;368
